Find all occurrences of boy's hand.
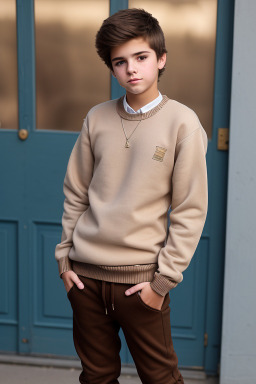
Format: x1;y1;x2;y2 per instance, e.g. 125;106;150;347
61;271;84;293
125;282;164;310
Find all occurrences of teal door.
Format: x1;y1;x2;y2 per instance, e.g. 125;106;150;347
0;0;233;375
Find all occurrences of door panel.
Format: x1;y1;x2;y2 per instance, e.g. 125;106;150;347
129;0;217;138
34;0;110;131
170;238;209;367
0;221;18;352
0;0;18;129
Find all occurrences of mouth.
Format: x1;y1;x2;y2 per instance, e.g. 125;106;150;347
128;78;142;84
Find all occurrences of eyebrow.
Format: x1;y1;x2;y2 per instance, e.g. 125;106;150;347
111;51;151;62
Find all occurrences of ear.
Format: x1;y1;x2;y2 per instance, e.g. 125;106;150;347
158;53;167;70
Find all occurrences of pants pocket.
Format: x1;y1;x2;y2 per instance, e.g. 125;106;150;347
67;274;86;299
67;283;76;299
135;291;163;312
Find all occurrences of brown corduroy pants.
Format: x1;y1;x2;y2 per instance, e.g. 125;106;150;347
67;275;184;384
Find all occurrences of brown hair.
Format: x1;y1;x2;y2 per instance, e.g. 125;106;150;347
95;8;167;78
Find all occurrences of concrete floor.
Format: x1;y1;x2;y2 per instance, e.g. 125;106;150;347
0;354;219;384
0;363;219;384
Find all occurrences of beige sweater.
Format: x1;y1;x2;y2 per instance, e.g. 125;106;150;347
55;95;208;296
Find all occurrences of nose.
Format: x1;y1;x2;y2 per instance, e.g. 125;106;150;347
127;60;137;74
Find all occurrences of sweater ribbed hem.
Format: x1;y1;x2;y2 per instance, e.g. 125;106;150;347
72;260;158;284
58;258;178;294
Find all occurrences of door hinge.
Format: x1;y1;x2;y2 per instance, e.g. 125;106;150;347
218;127;229;150
204;333;208;347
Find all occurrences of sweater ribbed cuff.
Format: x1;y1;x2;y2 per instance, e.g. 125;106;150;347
150;272;178;296
58;256;72;278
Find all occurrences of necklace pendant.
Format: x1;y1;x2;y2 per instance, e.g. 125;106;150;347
125;140;130;148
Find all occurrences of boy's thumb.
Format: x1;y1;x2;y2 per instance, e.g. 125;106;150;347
76;280;84;290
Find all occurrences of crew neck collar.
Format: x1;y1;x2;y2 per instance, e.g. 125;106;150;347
117;95;169;121
123;92;163;114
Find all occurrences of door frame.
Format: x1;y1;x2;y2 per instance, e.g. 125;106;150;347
203;0;234;374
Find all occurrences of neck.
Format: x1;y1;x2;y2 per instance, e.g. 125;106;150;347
126;89;160;112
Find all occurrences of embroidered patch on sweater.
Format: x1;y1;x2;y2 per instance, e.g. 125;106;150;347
152;146;167;162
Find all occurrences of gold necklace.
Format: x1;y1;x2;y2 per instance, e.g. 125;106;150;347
120;118;142;148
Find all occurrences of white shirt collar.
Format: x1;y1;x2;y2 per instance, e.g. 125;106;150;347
123;92;163;114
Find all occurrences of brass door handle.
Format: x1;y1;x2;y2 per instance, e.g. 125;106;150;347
18;129;29;140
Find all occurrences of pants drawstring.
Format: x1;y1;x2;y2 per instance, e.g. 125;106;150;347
102;281;108;315
111;282;115;311
101;281;115;315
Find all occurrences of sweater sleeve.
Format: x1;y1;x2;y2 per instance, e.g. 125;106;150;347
150;126;208;296
55;118;94;278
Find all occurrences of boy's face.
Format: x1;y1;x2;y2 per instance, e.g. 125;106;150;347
110;37;166;102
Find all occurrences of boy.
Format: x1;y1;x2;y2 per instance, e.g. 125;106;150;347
55;8;208;384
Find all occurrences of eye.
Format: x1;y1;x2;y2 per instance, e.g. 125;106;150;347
137;55;147;61
115;60;125;67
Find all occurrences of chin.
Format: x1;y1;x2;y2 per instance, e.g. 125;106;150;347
126;88;144;95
